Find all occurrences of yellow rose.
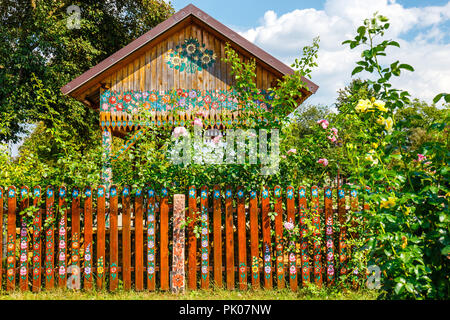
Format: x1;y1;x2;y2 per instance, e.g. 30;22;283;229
356;99;372;112
376;116;385;125
384;117;393;132
374;100;388;112
380;197;396;208
372;142;379;149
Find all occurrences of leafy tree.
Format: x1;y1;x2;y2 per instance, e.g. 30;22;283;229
0;0;174;143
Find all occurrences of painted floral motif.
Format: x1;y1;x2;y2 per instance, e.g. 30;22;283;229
338;189;345;199
189;187;196;199
8;187;15;198
237;189;244;199
172;202;185;292
45;199;54;283
200;204;209;281
71;232;80;268
161;188;168;197
252;256;259;279
213;190;220;199
287;188;294;199
311;186;322;284
225;189;232;198
147;203;156;281
100;89;273;117
200;189;207;199
262;189;269;199
84;243;92;280
19;219;28;282
325;188;335;283
122;187;129;197
274;186;281;198
264;244;271;280
97;256;104;276
6;234;15;283
32;205;41;281
166;37;216;74
239;263;246;281
21;187;28;199
110;263;118;280
72;188;79;198
250;191;256;199
98;187;105;198
58;215;66;280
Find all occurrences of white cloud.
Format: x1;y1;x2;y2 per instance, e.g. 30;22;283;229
238;0;450;107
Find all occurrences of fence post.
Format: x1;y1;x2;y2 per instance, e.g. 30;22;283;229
45;186;55;289
135;188;144;291
324;186;335;286
84;186;93;290
237;187;247;290
261;186;272;289
311;186;322;287
225;186;234;290
172;193;186;293
96;186;106;290
274;186;284;289
188;186;197;290
200;186;210;289
57;187;67;289
286;186;297;291
299;186;310;286
32;186;42;292
19;186;29;291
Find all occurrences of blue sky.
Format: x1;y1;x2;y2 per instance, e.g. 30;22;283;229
172;0;450;107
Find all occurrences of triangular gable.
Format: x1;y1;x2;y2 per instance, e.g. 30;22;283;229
61;3;318;109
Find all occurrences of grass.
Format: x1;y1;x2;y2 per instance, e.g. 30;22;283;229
0;285;378;300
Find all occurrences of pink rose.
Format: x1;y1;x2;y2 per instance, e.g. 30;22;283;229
287;149;297;155
317;119;329;129
328;135;337;143
417;154;426;162
318;158;329;167
173;127;188;138
212;135;222;144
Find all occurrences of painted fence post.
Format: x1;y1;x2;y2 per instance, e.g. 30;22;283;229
6;186;16;291
0;187;3;290
70;187;81;290
19;186;29;291
109;185;119;291
324;186;335;286
338;188;347;276
274;186;284;289
299;186;310;286
122;186;131;290
188;186;197;290
57;186;67;289
225;186;234;290
237;187;247;290
261;186;272;289
84;186;93;290
135;188;144;291
311;186;322;287
45;186;55;289
96;185;106;290
213;185;223;287
147;188;156;291
249;189;259;289
160;188;169;291
32;186;42;292
200;186;210;289
286;186;297;291
172;194;186;293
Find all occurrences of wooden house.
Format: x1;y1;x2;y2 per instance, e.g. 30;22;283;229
61;3;318;187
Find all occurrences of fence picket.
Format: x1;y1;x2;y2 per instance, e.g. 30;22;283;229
299;186;310;286
0;187;3;291
57;187;67;289
274;186;284;289
160;188;169;291
122;186;131;290
147;188;156;291
188;186;197;290
19;186;29;291
249;189;259;289
286;186;297;291
6;186;16;291
32;186;42;292
237;187;247;290
96;186;106;289
45;186;55;289
311;186;322;287
213;185;223;287
261;186;272;289
109;185;119;291
324;186;334;286
135;188;144;291
225;186;234;290
338;188;347;275
84;187;93;290
200;186;210;289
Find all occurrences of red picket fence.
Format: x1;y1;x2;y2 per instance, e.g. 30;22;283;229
0;184;365;292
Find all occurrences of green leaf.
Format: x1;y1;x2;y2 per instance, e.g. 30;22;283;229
441;245;450;256
399;64;414;72
388;41;400;48
352;66;364;76
433;93;445;104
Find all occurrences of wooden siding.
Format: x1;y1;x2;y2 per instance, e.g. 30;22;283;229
103;23;279;93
